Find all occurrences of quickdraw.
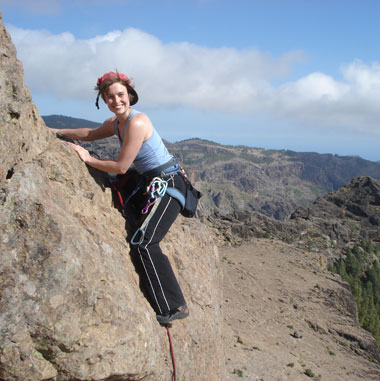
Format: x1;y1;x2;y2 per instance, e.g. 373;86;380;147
131;177;168;245
130;197;162;245
141;177;168;214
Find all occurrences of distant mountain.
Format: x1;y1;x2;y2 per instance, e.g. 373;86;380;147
42;114;101;129
43;115;380;220
167;138;380;219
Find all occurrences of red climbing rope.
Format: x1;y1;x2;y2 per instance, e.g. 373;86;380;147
165;324;177;381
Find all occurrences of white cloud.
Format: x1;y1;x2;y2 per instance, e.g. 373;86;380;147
7;25;304;104
7;25;380;134
273;61;380;132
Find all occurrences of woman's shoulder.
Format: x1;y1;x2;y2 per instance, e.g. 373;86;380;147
127;111;153;141
130;109;147;119
129;111;152;127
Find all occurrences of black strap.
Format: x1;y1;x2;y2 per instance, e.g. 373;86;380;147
142;158;178;178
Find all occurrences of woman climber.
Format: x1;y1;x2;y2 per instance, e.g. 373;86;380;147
53;71;189;324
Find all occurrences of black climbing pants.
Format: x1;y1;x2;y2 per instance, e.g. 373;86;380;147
126;173;187;315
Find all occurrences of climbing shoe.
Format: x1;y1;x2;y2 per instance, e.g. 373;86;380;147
156;305;189;324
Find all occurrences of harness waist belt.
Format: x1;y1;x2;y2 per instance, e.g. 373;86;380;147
143;158;178;178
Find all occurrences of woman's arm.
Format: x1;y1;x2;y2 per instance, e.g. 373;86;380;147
69;113;152;174
54;118;115;141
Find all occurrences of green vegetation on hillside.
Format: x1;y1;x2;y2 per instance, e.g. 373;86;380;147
330;241;380;344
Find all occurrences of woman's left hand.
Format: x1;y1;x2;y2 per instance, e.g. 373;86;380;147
68;142;91;163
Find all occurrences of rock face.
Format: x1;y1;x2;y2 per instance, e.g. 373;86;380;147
290;176;380;251
205;176;380;258
0;14;48;181
0;13;224;381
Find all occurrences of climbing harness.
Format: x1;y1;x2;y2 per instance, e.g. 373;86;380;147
166;324;177;381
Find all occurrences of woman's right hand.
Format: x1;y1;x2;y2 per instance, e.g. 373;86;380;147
50;128;61;135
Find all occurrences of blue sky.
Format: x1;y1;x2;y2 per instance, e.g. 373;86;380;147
1;0;380;161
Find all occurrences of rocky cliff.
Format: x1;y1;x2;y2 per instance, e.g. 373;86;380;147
0;13;224;381
206;176;380;258
290;176;380;248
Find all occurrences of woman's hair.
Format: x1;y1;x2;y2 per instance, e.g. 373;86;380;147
95;72;138;109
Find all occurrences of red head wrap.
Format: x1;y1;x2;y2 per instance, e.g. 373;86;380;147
95;72;138;109
97;72;130;86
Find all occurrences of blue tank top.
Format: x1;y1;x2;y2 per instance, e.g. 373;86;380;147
114;109;173;174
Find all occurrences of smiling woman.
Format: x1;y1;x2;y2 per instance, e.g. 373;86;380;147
53;71;190;324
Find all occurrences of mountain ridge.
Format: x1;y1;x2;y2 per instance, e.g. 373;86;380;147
42;114;101;129
43;115;380;221
43;115;379;163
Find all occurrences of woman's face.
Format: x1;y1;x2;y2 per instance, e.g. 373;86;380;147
104;82;130;116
